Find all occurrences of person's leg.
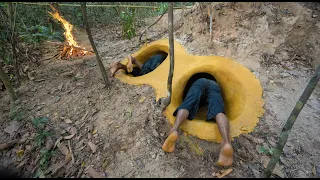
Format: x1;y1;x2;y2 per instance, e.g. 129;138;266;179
110;62;129;77
215;112;233;166
206;80;233;166
162;109;189;152
129;55;143;70
162;78;205;153
110;54;144;77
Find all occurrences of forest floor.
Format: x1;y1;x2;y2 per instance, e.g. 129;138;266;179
0;2;319;178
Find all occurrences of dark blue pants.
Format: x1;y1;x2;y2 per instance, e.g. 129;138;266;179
130;53;166;76
173;78;225;121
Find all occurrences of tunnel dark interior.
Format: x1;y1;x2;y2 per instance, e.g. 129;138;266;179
181;73;219;121
182;73;217;99
130;51;168;77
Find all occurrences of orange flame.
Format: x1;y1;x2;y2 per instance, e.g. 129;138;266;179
48;9;91;57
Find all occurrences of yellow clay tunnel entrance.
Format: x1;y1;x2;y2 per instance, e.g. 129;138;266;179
116;39;264;142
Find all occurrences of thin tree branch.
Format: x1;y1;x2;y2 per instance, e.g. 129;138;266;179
167;2;174;105
138;7;168;43
80;2;110;88
263;65;320;178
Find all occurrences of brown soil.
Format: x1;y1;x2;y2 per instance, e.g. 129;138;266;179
0;2;320;178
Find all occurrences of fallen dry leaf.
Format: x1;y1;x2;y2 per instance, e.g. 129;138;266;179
4;121;20;137
86;166;104;178
139;96;146;103
27;71;35;80
273;166;284;178
243;134;264;144
102;159;108;170
217;168;233;178
262;156;284;178
17;159;27;169
16;149;24;157
88;141;97;153
45;137;54;150
66;126;77;135
81;161;86;168
48;159;70;175
65;152;72;161
64;134;75;140
58;143;69;156
53;112;59;117
64;119;72;124
312;165;316;177
92;129;97;135
58;83;64;91
262;156;270;168
54;136;63;148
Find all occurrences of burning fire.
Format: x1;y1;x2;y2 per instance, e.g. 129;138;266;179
48;8;92;59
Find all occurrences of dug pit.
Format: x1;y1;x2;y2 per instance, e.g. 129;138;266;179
116;39;264;142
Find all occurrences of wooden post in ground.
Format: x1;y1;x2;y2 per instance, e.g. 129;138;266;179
167;2;174;105
0;61;17;102
80;2;110;88
159;2;174;111
263;64;320;178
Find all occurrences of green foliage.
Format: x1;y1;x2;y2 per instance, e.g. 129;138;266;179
120;8;136;40
18;24;64;45
259;146;275;156
32;117;53;147
32;117;49;130
35;130;53;147
157;3;168;15
11;109;24;121
34;149;54;178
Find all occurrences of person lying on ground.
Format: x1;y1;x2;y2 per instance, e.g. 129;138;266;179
162;77;234;167
110;51;167;77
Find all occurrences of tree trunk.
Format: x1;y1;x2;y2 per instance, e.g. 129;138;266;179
263;64;320;178
80;2;110;88
0;62;17;102
167;2;174;105
8;2;20;85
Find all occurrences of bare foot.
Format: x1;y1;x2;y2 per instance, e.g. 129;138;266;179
217;143;233;167
127;55;134;73
110;62;121;77
162;130;179;153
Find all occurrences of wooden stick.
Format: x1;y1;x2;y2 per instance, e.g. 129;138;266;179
0;137;27;150
167;2;174;106
68;140;75;165
64;45;94;53
81;2;110;87
263;65;320;178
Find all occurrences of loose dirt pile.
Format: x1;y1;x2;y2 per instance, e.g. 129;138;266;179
0;2;319;178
